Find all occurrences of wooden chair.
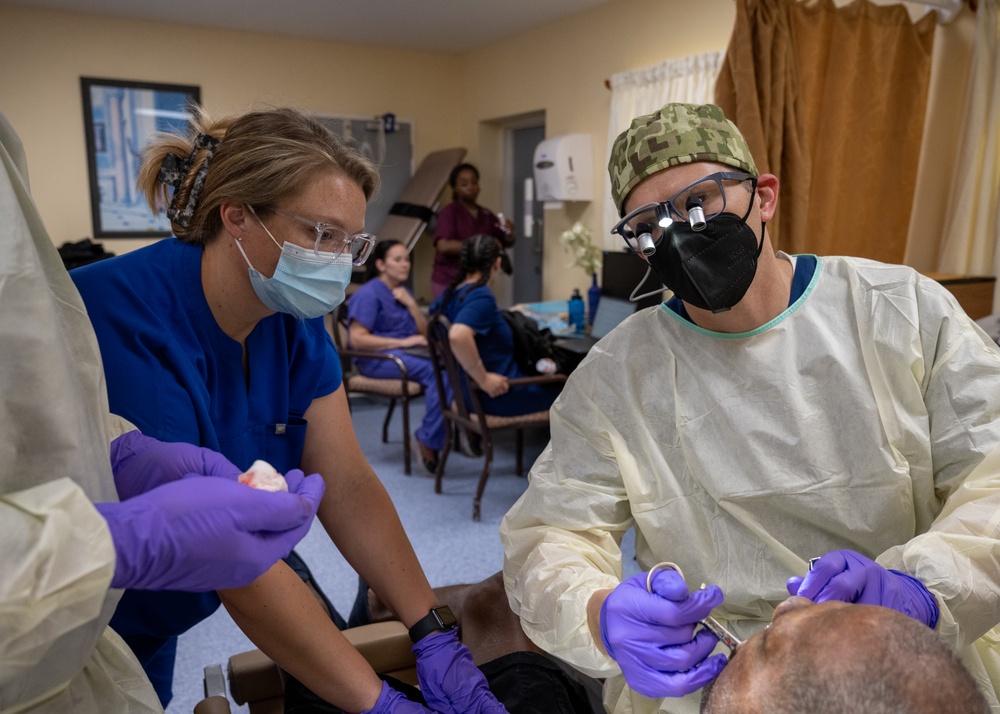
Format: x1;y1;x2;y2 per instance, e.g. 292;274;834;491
194;621;417;714
426;314;565;520
330;302;423;475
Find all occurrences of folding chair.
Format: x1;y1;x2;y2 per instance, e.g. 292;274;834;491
330;302;423;474
426;314;565;520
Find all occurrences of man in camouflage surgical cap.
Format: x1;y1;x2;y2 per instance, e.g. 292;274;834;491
501;102;1000;713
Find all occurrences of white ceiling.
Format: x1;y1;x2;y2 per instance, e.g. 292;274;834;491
6;0;618;53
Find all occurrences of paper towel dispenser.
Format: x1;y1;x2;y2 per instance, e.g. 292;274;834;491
533;133;592;202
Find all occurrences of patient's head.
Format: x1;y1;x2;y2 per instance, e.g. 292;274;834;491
699;597;988;714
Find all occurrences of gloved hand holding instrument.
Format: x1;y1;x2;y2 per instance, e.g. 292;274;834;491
787;549;939;628
599;562;738;699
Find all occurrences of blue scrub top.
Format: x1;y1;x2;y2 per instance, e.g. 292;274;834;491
71;238;341;702
72;238;341;468
347;278;418;372
431;283;559;417
431;283;522;380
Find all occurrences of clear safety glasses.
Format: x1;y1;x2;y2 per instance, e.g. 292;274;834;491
270;209;377;265
611;171;756;256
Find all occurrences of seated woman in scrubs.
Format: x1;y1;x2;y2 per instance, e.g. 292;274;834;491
347;239;445;472
430;234;560;417
71;106;504;714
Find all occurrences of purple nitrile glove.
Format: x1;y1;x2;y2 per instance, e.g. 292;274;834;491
786;549;939;629
412;629;508;714
599;570;728;699
361;680;434;714
95;469;324;591
110;430;242;500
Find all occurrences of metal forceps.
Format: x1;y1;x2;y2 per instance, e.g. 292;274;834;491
645;561;743;656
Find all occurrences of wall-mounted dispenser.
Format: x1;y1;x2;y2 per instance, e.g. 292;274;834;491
533;133;592;202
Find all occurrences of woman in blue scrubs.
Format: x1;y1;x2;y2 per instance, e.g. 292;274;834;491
347;240;446;472
71;107;503;714
430;235;560;417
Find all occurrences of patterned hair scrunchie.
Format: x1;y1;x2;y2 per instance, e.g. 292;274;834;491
156;132;220;229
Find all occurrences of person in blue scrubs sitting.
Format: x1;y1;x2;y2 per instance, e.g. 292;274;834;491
71;106;506;714
430;235;560;417
347;239;446;472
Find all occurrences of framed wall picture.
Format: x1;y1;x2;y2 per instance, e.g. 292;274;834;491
80;77;201;238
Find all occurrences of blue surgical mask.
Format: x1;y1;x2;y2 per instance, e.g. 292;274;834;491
236;216;353;319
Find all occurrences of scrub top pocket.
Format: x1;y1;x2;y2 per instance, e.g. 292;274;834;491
260;416;308;474
217;416;309;474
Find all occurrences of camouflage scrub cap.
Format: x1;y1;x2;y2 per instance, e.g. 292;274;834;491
608;103;758;216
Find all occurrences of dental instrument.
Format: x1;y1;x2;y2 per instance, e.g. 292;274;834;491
645;561;744;655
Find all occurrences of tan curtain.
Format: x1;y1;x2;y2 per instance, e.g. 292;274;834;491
933;0;1000;309
715;0;935;261
902;6;977;273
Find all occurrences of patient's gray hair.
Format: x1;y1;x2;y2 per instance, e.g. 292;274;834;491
700;612;989;714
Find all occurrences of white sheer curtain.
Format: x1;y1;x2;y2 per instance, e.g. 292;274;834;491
933;0;1000;310
602;51;725;247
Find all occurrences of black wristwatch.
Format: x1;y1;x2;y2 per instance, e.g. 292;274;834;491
408;605;458;643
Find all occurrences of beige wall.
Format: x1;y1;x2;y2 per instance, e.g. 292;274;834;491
0;3;464;258
461;0;735;300
0;0;734;302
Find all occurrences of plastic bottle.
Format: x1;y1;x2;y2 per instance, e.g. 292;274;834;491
568;288;585;334
587;272;601;327
496;212;510;239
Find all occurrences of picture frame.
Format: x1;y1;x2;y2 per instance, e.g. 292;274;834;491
80;77;201;238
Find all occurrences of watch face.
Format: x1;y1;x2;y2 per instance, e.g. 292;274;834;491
410;605;459;642
434;605;457;628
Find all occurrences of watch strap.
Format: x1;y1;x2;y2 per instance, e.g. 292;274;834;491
408;605;458;643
